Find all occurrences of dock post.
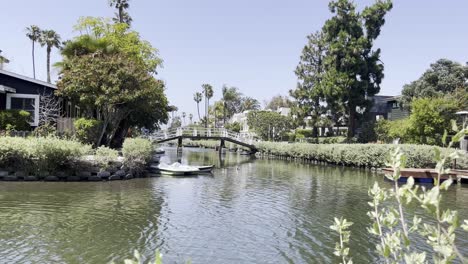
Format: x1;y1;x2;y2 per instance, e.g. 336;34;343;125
177;137;183;153
219;139;225;155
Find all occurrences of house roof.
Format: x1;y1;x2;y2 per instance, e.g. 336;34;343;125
0;69;57;89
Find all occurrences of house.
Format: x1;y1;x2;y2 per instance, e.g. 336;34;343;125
0;69;84;130
370;95;409;121
230;111;250;132
0;69;57;127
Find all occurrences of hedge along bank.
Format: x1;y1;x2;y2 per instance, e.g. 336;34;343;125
255;142;468;169
0;137;157;181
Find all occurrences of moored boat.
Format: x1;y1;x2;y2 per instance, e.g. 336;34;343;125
196;165;215;173
157;163;200;176
381;168;456;183
155;148;165;155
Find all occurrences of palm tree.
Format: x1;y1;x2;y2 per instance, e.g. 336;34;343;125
25;25;41;78
202;84;214;128
39;29;61;83
182;112;186;126
193;92;203;122
0;50;10;69
189;113;193;124
222;85;240;125
241;97;261;111
109;0;132;25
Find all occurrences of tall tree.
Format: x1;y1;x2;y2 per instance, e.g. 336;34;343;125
291;31;327;134
39;29;61;83
193;92;203;122
202;84;213;128
401;59;468;107
57;18;167;146
321;0;392;137
109;0;132;25
189;113;193;124
25;25;41;78
241;97;261;111
265;95;292;111
247;111;292;141
182;112;186;126
0;50;10;69
221;85;243;125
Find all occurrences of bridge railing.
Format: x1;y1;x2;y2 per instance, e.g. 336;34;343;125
150;127;257;145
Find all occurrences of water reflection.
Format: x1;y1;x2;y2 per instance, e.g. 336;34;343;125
0;147;467;263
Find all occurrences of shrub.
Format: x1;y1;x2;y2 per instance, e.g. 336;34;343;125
225;122;241;133
74;118;102;145
30;137;91;174
0;137;91;174
183;140;219;149
34;123;57;137
295;136;346;144
0;137;33;171
256;142;468;169
295;129;314;138
122;138;153;168
0;110;31;131
94;146;119;170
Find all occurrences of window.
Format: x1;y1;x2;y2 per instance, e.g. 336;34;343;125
67;102;72;118
6;94;40;126
392;101;399;109
75;106;81;117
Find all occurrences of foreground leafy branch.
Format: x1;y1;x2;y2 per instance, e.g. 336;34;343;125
331;124;468;263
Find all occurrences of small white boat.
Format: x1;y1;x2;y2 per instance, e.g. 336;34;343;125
155;148;165;155
158;163;199;176
196;165;215;173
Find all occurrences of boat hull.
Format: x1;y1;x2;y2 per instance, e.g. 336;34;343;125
159;169;199;176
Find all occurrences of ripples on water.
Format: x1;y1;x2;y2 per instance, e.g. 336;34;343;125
0;147;467;263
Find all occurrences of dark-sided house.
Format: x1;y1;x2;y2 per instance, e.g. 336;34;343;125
0;69;57;127
369;95;409;121
0;69;90;131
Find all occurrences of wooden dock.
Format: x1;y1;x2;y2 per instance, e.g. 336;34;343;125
382;168;468;184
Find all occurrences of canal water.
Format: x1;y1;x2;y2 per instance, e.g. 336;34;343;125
0;147;467;263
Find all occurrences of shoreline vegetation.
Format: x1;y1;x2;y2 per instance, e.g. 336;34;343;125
177;140;468;169
0;137;156;182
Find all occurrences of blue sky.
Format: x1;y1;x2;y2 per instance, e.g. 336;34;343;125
1;0;467;118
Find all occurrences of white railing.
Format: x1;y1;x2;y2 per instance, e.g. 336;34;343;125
150;127;256;146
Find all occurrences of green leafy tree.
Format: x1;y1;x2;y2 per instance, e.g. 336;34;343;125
39;29;61;83
401;59;468;108
57;18;167;147
25;25;41;78
209;100;225;127
407;97;458;145
57;52;165;146
320;0;393;138
193;92;203;121
0;49;10;69
225;121;241;133
291;31;327;134
241;97;261;112
169;116;182;129
375;97;458;146
109;0;132;25
247;111;292;141
72;17;162;73
265;95;292;111
222;85;243;125
202;84;214;128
